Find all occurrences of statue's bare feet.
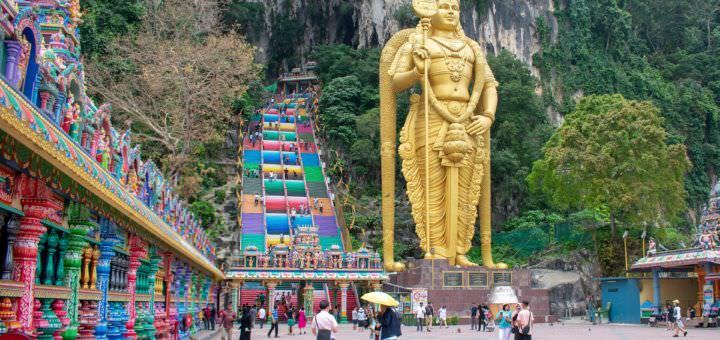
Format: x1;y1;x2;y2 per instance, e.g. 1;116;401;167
455;255;479;267
483;261;509;269
384;261;406;272
424;253;445;260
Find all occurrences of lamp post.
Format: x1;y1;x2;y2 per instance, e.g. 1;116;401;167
623;230;629;278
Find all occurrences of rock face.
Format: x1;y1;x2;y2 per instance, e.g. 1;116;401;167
530;250;602;318
238;0;557;72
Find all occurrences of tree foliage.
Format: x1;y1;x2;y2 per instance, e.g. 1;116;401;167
535;0;720;213
79;0;145;58
85;0;260;184
528;94;691;234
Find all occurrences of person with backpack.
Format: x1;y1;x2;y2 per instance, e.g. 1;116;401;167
311;300;339;340
424;302;434;332
378;304;402;340
516;301;534;340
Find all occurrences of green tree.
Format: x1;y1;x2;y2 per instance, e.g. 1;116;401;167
528;94;690;235
80;0;145;58
488;51;553;221
318;75;363;148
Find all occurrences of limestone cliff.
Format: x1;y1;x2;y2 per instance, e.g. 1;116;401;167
236;0;557;73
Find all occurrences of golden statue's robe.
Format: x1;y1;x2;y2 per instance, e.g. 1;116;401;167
391;34;498;258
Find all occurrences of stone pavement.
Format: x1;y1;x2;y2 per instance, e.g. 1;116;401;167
198;323;717;339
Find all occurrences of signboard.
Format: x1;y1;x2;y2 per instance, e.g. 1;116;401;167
468;272;489;287
493;272;512;285
443;271;464;287
411;288;428;313
703;283;714;305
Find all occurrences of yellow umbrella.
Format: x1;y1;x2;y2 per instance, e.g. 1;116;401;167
361;292;399;307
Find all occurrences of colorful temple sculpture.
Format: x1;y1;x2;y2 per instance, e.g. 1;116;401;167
227;66;387;323
0;1;222;338
631;183;720;324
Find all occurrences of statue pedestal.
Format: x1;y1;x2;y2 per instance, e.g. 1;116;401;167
389;259;554;323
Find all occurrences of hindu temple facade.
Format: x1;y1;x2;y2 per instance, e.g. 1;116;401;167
0;1;222;338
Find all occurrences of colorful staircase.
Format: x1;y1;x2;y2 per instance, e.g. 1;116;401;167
239;93;345;252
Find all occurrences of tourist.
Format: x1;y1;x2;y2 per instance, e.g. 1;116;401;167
495;304;512;340
478;303;486;331
470;303;478;330
254;193;260;206
209;305;216;330
267;307;279;338
240;305;253;340
378;304;402;340
414;302;425;332
664;304;673;330
311;300;339;340
219;305;235;340
672;300;687;337
287;306;297;335
425;302;434;332
438;305;448;328
687;306;696;320
199;308;205;330
258;305;266;329
352;307;359;330
516;301;534;340
250;304;258;328
298;307;307;335
357;305;368;331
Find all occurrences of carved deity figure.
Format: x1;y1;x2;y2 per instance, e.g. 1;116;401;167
380;0;505;271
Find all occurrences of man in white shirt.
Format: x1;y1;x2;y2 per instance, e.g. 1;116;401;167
414;302;425;332
438;306;448;328
257;306;266;329
673;300;687;337
312;300;338;340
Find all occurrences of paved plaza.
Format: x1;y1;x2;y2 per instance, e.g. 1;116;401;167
199;322;719;339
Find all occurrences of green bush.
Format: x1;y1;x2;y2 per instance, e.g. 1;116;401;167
214;189;227;204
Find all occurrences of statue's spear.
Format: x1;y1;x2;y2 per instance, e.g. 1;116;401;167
413;0;437;260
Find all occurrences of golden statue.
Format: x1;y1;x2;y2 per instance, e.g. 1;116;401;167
380;0;507;271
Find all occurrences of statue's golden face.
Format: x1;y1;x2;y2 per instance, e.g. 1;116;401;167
432;0;460;31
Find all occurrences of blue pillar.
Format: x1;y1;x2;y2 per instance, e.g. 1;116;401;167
95;219;119;340
652;267;661;312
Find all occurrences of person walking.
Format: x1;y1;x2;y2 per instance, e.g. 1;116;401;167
311;300;339;340
352;307;359;330
672;300;687;337
495;304;513;340
438;306;448;329
470;303;478;330
298;307;307;335
378;304;402;340
209;305;216;331
267;307;279;338
424;302;434;332
250;305;257;329
357;305;368;331
478;303;486;332
414;302;425;332
287;306;296;335
257;306;266;329
219;306;235;340
516;301;534;340
240;306;253;340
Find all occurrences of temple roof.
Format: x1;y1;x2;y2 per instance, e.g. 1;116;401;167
631;249;720;270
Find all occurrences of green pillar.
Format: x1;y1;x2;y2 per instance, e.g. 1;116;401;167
147;251;162;339
62;202;94;340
